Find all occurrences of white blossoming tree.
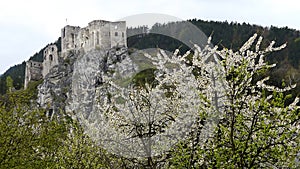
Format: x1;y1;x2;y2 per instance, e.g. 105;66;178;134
74;36;223;168
169;34;300;168
76;34;299;168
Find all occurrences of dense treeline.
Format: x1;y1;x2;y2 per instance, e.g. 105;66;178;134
128;19;300;95
0;62;26;94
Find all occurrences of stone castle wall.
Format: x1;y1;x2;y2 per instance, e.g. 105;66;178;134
61;25;81;55
109;21;127;48
25;19;127;89
61;20;127;56
42;45;59;78
24;61;43;89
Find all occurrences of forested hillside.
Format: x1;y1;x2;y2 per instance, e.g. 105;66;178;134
1;19;299;95
128;19;300;95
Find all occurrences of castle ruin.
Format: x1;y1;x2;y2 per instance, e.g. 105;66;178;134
61;20;127;58
24;61;43;89
42;44;59;78
24;20;127;88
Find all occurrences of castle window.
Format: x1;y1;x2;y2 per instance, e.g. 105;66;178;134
71;33;75;45
52;47;54;51
122;32;124;37
92;32;95;46
115;32;118;36
63;28;65;38
96;31;100;45
49;54;53;61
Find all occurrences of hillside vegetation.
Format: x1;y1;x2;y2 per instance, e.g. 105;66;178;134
0;20;299;96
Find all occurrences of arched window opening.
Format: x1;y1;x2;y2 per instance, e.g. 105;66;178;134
96;31;100;45
115;32;118;36
49;54;53;61
71;33;75;45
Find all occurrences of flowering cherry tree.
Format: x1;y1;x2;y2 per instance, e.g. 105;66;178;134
75;34;299;168
169;34;300;168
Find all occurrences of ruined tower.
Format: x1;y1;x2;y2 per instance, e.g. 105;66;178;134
61;25;80;55
42;44;59;78
24;61;43;89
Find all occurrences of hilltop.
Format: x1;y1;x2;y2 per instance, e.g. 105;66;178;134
0;19;300;95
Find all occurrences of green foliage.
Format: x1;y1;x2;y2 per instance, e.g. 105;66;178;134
0;80;121;169
127;33;190;54
5;76;13;93
167;37;300;168
0;62;26;95
132;68;157;88
0;20;299;168
0;80;42;109
127;20;300;97
0;104;112;168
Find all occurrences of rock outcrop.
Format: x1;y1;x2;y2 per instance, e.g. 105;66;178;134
37;46;137;117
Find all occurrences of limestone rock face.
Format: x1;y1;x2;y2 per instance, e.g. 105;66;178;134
67;49;106;118
37;46;137;117
37;50;77;114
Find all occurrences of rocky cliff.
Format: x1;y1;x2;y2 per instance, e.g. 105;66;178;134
37;46;135;117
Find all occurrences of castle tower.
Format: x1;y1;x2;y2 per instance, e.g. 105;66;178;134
24;60;43;89
42;45;59;78
61;25;80;55
83;20;111;50
109;21;127;48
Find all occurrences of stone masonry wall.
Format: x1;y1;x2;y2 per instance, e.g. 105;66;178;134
42;45;59;78
61;25;81;56
24;60;43;89
61;20;126;55
25;19;127;89
110;21;127;48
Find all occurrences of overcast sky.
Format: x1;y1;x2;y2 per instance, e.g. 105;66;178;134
0;0;299;74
